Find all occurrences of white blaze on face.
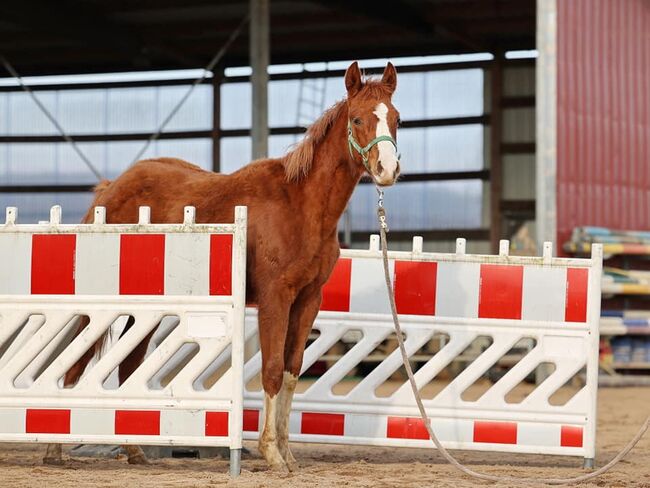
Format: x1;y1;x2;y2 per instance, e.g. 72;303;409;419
373;102;399;183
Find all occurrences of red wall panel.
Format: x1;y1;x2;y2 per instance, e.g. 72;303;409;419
557;0;650;245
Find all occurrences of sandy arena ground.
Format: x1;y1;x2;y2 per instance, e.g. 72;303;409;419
0;386;647;488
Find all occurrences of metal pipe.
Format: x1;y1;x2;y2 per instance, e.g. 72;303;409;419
250;0;270;160
536;0;557;251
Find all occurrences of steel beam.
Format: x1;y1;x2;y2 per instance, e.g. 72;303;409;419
536;0;557;251
249;0;269;160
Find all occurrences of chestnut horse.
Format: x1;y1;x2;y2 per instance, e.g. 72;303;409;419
44;61;401;471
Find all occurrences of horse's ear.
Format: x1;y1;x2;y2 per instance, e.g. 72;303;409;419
345;61;362;97
382;62;397;94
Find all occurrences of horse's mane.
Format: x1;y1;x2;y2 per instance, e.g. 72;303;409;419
283;80;391;181
282;100;346;181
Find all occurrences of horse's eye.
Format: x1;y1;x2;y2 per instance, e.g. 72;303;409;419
353;117;362;126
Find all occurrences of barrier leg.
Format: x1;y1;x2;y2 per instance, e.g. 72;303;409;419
229;448;242;477
583;458;594;469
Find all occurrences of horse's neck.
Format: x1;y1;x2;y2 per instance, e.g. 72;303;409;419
301;116;362;236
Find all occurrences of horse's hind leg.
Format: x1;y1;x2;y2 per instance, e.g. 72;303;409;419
44;315;93;466
257;290;294;472
279;283;323;471
117;317;156;465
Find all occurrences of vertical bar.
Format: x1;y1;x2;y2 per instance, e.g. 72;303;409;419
499;239;509;256
369;234;380;252
184;206;196;225
250;0;269;160
230;448;242;477
138;206;151;225
455;238;466;255
536;0;558;251
543;241;553;263
94;206;106;224
584;243;603;464
412;236;423;254
230;206;247;468
50;205;62;225
212;68;222;173
489;56;503;254
5;207;16;224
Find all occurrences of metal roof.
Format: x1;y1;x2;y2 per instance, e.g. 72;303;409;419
1;0;535;76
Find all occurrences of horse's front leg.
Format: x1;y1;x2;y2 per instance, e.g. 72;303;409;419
278;282;323;471
257;288;294;471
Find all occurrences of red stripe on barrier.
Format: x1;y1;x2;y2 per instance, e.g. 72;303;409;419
386;416;429;440
26;409;71;434
394;261;437;315
478;264;523;319
321;258;352;312
31;234;76;294
210;234;233;296
565;268;588;322
243;409;259;432
119;234;165;294
205;411;229;437
560;425;583;447
115;410;160;435
473;421;517;444
301;412;344;436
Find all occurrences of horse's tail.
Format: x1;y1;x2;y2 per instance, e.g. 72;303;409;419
63;315;112;386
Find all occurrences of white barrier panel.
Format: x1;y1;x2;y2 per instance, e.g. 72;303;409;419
232;237;602;462
0;206;247;473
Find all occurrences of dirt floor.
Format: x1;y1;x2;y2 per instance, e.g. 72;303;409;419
0;387;647;488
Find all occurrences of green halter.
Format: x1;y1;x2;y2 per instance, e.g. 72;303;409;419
347;119;400;173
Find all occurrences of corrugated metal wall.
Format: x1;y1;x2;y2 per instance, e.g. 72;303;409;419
557;0;650;245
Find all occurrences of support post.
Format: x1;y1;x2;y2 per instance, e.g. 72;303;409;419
230;448;242;477
212;68;223;173
536;0;557;251
534;0;558;386
250;0;269;160
489;55;503;254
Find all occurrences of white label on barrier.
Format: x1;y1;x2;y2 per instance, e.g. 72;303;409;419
187;312;229;338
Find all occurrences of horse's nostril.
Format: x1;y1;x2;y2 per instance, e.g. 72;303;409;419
377;160;384;174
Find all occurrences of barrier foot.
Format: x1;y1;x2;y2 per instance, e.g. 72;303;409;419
583;458;595;469
229;448;242;477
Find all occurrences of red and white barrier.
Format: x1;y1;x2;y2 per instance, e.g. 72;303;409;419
0;204;603;468
0;205;247;476
234;236;602;464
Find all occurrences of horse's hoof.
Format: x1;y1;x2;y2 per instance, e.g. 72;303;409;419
268;460;289;473
285;459;299;472
127;454;150;465
42;456;64;466
280;449;298;472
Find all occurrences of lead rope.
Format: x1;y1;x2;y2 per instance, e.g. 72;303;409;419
376;188;649;485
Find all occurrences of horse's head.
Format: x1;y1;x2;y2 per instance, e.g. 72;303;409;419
345;61;400;187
